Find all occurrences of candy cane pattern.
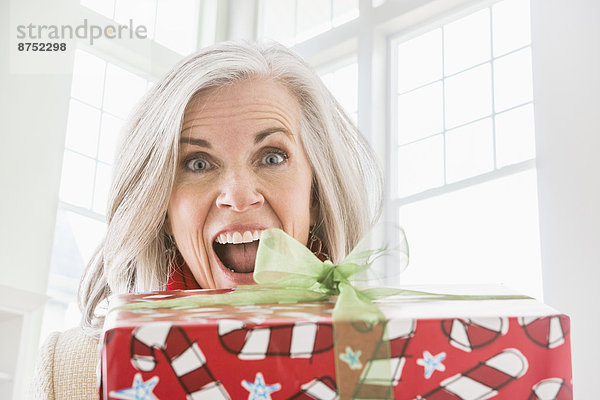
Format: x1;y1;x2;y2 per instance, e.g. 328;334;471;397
353;319;416;397
417;348;528;400
519;315;570;349
528;378;573;400
441;317;508;352
289;376;338;400
130;322;230;399
217;319;334;360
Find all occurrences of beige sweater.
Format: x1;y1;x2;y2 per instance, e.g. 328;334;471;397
31;327;100;400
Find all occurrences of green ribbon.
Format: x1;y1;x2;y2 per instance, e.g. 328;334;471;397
254;228;398;323
254;229;403;398
118;228;530;398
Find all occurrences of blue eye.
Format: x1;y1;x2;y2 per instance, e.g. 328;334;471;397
262;152;286;166
186;158;210;171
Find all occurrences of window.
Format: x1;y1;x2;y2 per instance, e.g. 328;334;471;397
40;0;205;340
319;60;359;123
41;0;202;338
392;1;534;198
391;0;542;298
42;48;155;337
80;0;201;55
260;0;359;45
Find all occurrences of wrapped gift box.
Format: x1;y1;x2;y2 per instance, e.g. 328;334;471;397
101;285;572;399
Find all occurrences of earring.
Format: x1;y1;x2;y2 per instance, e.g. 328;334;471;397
308;227;329;261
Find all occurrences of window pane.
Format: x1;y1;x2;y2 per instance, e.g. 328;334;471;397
64;99;101;158
93;162;113;215
98;113;123;165
495;104;536;167
333;0;358;26
262;0;295;45
80;0;115;19
397;29;442;93
397;136;444;197
493;0;531;57
59;150;96;208
445;118;494;183
493;48;533;112
319;62;358;123
103;64;148;119
445;63;492;128
114;0;157;38
155;0;199;55
333;63;358;113
444;8;490;75
398;169;543;299
320;71;335;92
297;0;332;42
70;50;106;108
397;82;443;144
49;209;106;278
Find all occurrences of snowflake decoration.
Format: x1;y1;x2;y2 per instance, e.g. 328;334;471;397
242;372;281;400
416;350;446;379
109;373;159;400
339;346;363;370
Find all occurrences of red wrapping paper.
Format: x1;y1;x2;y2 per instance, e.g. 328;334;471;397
101;286;572;399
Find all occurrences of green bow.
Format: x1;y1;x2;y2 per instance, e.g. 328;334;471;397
254;228;404;326
255;228;408;398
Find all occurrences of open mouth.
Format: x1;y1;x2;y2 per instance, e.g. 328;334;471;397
213;230;262;274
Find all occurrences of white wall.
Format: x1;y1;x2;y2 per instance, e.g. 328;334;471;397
531;0;600;397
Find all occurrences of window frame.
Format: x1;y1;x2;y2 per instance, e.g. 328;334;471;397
388;4;536;206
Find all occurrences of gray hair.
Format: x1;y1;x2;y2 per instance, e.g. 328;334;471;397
79;41;382;336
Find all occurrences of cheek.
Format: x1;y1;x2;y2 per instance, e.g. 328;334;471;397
273;166;313;243
168;186;210;240
168;185;217;288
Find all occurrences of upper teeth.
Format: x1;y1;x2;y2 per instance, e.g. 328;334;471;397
216;230;262;245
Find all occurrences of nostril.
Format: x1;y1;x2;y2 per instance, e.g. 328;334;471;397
216;190;264;212
216;192;231;209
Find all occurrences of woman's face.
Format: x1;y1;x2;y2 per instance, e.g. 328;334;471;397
168;79;314;288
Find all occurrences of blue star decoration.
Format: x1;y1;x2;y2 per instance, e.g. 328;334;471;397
339;346;363;370
416;350;446;379
109;373;159;400
242;372;281;400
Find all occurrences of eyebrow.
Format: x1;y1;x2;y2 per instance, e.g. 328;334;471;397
254;127;292;144
179;137;211;148
179;127;292;148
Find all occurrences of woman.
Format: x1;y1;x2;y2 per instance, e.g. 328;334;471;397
32;41;382;399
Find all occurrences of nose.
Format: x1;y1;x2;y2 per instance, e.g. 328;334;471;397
216;169;264;212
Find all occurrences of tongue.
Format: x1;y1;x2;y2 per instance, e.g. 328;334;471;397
216;241;259;273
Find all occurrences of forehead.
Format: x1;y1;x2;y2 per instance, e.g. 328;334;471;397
182;79;301;132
